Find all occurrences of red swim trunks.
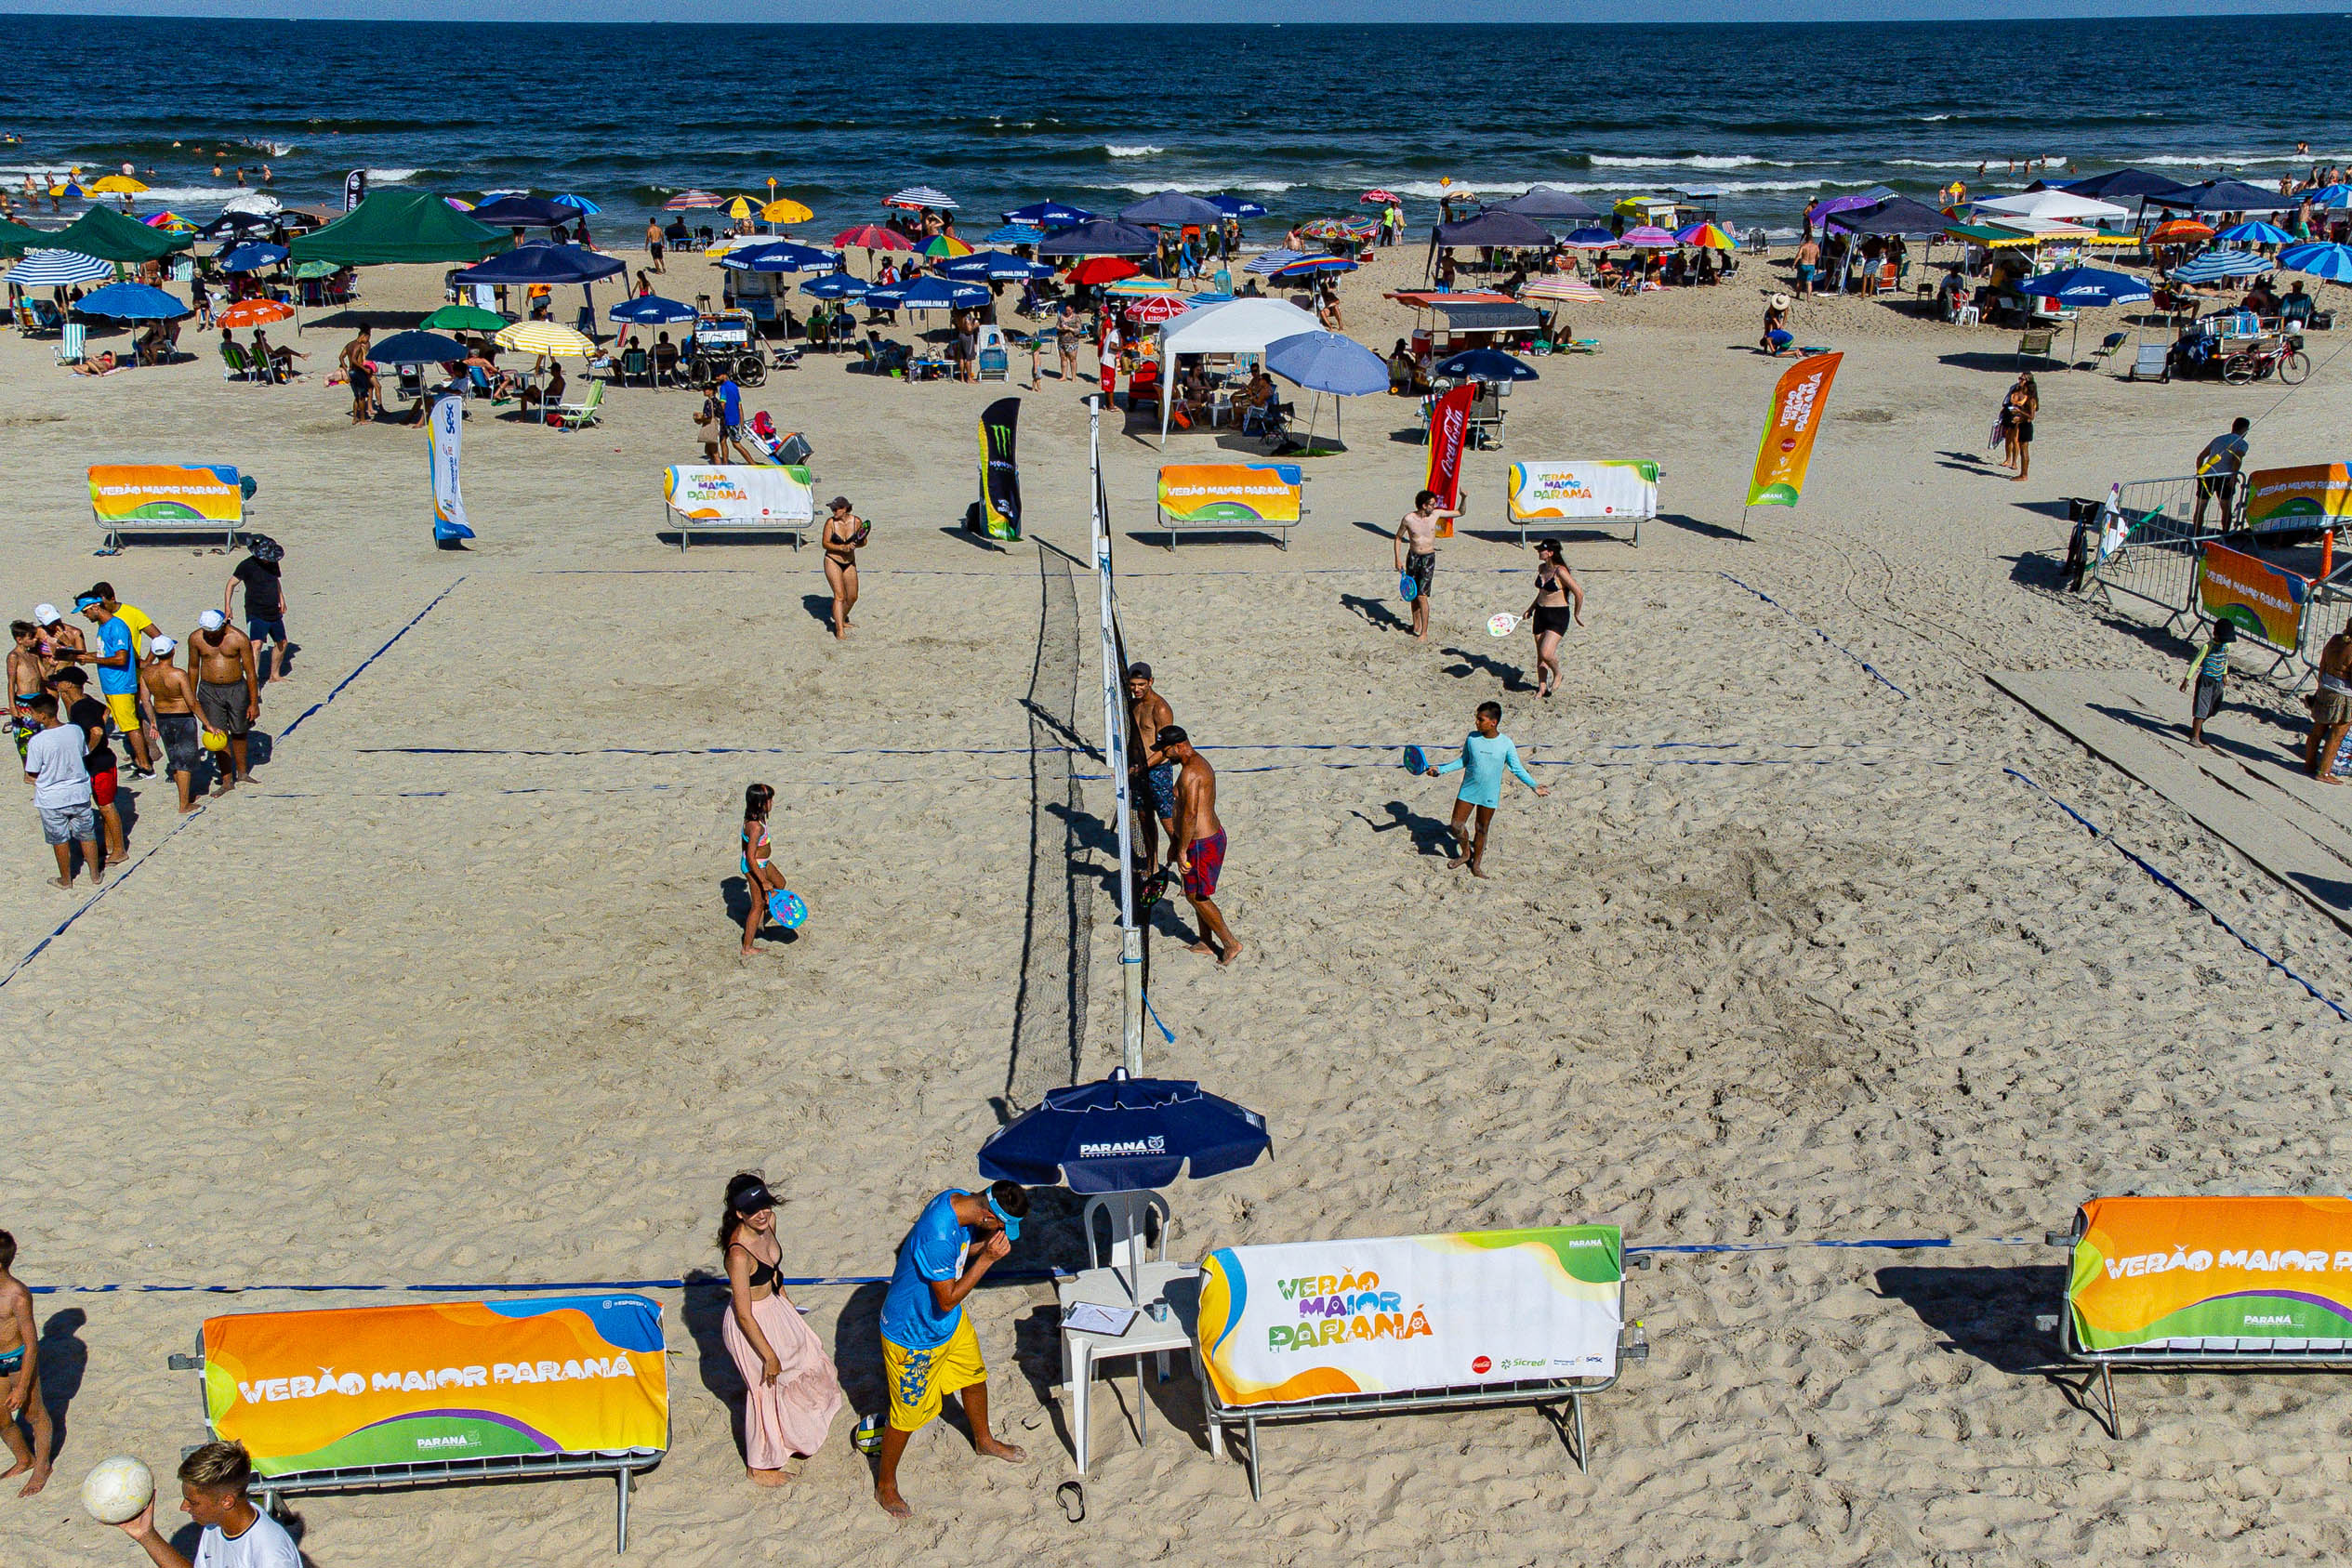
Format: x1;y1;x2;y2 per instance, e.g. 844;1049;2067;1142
90;769;117;807
1183;828;1227;900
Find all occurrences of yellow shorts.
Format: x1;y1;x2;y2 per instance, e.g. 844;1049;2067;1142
105;692;140;735
882;1316;984;1432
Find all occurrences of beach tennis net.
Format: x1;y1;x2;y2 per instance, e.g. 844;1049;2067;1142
1006;544;1091;1107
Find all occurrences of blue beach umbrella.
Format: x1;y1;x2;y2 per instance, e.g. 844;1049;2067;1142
1003;200;1094;229
368;329;469;364
2217;219;2293;246
2306;184;2352;210
1120;191;1228;229
1263;327;1390;452
1036;218;1158;258
1207;194;1268;218
1563;225;1618;249
218;242;288;273
456;243;624;285
2017;266;2152;307
1434;347;1539;383
865;273;989;311
983;223;1047;247
73;282;191;320
7;249;116;285
2279;242;2352;283
976;1069;1271;1196
2173;250;2271;284
939;249;1055;282
1274;255;1356;278
800;272;869;298
610;294;696;323
720;241;838;273
552;193;602;215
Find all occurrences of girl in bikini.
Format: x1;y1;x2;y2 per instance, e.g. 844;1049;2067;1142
822;496;867;640
740;782;789;955
1522;539;1586;699
718;1174;843;1484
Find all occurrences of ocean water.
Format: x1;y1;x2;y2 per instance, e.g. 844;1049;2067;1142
4;15;2349;239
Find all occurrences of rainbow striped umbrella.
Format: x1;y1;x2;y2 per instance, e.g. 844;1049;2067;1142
1673;221;1735;249
143;211;196;233
922;234;973;257
1619;225;1677;249
1102;273;1180;296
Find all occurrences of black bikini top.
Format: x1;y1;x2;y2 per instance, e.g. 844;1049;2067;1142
729;1242;780;1289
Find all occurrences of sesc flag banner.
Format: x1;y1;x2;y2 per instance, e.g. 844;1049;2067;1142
87;465;243;526
978;396;1022;540
2069;1196;2352;1352
1508;460;1658;521
662;465;813;524
429;395;471;543
204;1296;669;1477
1746;351;1843;508
1197;1227;1621;1409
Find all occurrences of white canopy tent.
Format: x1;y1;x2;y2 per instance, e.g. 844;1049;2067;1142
1155;297;1322;446
1971;190;2130;224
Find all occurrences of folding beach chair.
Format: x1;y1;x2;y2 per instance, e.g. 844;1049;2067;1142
2015;328;2057;366
2086;332;2128;371
54;321;86;366
619;347;650;387
2127;343;2170;383
554;379;603;430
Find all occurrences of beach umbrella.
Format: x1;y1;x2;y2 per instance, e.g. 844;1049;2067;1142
49;179;85;200
443;197;477;212
422;302;507;332
865;273;988;311
922;234;973;258
1122;295;1190;323
884;185;958;211
983;223;1047;248
664;190;723;211
455;244;623;286
495;321;595;358
2147;219;2214;244
608;294;697;324
977;1069;1270;1196
289;259;339;282
471;195;583;228
1618;224;1677;249
1434;347;1539;383
218;242;288;272
702;233;778;257
1674;221;1736;249
1521;274;1603;303
143;211;196;234
724;196;755;221
800;272;869;298
721;241;837;273
1065;256;1141;286
1207;194;1267;218
1273;255;1356;279
7;249;116;285
1297;217;1357;243
552;193;601;215
1263;326;1388;451
1188;290;1234;307
87;174;146;195
74;282;189;320
1360;188;1400;204
369;330;469;364
1103;273;1184;296
939;249;1054;282
1563;226;1617;250
2019;266;2154;358
1119;191;1228;228
2305;184;2352;210
216;298;295;327
832;223;912;252
221;192;281;217
1037;218;1158;258
1002;200;1093;229
761;198;813;224
1500;187;1601;220
1243;249;1307;275
2173;250;2272;283
2279;242;2352;283
2217;219;2293;246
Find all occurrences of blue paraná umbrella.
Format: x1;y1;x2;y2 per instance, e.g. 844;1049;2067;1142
1003;200;1093;229
976;1069;1271;1195
865;273;989;310
1207;193;1268;218
983;222;1047;247
800;272;870;298
1434;347;1539;383
2017;266;2152;306
2173;250;2271;284
2279;242;2352;283
2217;219;2293;246
721;240;838;273
368;329;469;364
939;249;1055;282
74;282;190;319
610;294;696;323
218;242;288;273
7;249;116;285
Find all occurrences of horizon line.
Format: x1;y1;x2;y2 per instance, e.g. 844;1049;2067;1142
0;7;2343;20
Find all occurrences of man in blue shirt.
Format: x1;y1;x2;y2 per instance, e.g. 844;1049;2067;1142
716;370;755;465
874;1180;1029;1517
73;594;154;776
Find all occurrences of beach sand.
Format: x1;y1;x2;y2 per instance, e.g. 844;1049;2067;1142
2;242;2350;1563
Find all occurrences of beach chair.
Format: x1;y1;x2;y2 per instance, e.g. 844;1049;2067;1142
1467;383;1506;449
2086;332;2128;371
2016;328;2057;366
54;320;86;366
553;379;603;430
618;347;651;387
2127;342;2170;383
219;340;257;382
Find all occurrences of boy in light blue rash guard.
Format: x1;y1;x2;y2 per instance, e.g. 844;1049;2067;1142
1423;700;1547;877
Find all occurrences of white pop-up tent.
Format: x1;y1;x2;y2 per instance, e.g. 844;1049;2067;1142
1971;190;2131;224
1156;297;1323;447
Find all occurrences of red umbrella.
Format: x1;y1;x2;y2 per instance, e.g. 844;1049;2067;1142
1123;295;1189;323
832;224;913;251
1360;189;1400;204
1066;257;1141;286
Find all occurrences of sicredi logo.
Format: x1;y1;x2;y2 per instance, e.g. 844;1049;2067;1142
1078;1137;1165;1158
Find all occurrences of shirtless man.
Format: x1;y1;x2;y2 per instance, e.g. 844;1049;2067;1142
142;637;204;812
8;622;42;764
1394;490;1460;643
1157;725;1239;965
1124;663;1175;873
189;611;258;791
0;1230;48;1496
2306;623;2352;782
340;324;377;422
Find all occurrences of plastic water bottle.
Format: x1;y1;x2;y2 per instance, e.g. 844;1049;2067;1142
1624;1320;1647;1361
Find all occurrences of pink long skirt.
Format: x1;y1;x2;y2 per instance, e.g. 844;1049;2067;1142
721;1291;845;1469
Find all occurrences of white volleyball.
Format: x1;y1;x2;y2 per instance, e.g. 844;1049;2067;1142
79;1454;154;1524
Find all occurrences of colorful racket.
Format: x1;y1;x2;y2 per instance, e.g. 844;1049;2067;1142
1399;571;1418;601
767;889;808;929
1487;613;1520;638
1403;744;1428;775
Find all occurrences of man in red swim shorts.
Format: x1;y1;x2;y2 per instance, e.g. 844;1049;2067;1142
1156;726;1240;966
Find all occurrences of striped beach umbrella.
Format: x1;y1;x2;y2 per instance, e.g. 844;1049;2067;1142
1521;275;1603;302
663;190;723;211
1274;256;1356;278
1673;221;1736;249
922;234;973;258
2172;250;2271;284
832;223;912;252
1100;272;1173;296
144;211;196;233
494;321;596;358
2217;219;2293;246
1243;249;1307;274
7;248;115;285
2279;242;2352;283
984;223;1046;247
1619;225;1677;249
1297;217;1356;242
884;185;958;211
552;193;601;215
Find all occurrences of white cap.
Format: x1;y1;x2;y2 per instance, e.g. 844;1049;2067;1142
197;609;225;631
33;602;59;625
148;634;177;656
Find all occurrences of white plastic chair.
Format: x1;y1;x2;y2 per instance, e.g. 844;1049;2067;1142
1083;1191;1172;1382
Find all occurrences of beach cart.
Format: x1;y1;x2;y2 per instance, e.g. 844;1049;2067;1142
687;310;766;387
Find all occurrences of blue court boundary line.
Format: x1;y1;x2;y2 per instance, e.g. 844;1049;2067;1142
1719;572;1909;700
2004;766;2352;1021
23;1236;2042;1295
280;576;468;740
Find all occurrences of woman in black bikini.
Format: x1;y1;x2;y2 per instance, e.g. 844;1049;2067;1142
719;1173;844;1485
1522;539;1586;699
822;496;866;640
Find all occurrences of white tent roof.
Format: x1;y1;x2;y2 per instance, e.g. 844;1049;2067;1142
1157;297;1322;356
1971;190;2128;223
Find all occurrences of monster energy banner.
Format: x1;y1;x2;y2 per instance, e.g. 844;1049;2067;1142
977;397;1021;541
344;169;367;212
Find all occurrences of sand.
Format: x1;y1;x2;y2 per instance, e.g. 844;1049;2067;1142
1;238;2350;1564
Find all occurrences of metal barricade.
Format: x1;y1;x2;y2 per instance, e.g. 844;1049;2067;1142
2088;475;2211;628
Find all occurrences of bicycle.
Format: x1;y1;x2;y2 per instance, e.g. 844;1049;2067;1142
2222;333;2309;386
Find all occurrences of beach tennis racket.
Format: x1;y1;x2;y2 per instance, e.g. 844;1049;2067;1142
767;889;808;929
1403;744;1428;775
1487;613;1520;638
1399;571;1417;601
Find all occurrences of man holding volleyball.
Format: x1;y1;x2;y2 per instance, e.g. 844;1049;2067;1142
109;1441;297;1567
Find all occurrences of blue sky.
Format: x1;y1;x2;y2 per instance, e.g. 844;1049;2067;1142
3;2;2345;18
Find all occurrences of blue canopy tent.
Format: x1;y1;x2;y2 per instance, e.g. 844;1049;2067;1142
1037;219;1158;258
455;242;625;336
2162;178;2296;215
1003;200;1094;230
1426;209;1553;283
1262;327;1388;453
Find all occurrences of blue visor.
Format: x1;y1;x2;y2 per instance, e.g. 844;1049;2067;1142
984;1191;1022;1242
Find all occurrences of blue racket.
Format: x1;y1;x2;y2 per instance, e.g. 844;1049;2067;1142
767;889;808;929
1404;744;1428;775
1399;571;1417;601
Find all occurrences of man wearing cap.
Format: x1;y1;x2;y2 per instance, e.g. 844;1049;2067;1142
190;610;258;792
873;1180;1031;1518
87;583;163;770
142;637;203;814
226;538;291;685
66;594;155;778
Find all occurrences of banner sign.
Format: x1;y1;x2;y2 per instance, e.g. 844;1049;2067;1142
978;396;1021;541
428;395;471;544
2244;464;2352;526
1425;383;1475;533
1197;1226;1621;1409
2069;1196;2352;1351
203;1296;668;1477
1156;463;1303;525
1745;351;1843;508
2200;540;2307;649
87;465;243;526
662;465;813;525
343;169;367;213
1507;460;1658;522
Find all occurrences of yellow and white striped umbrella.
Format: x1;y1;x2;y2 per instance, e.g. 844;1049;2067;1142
494;322;596;358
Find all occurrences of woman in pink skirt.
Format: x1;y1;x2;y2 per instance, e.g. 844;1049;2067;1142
719;1173;845;1484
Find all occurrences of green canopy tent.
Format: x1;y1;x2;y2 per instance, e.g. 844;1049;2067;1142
50;203;193;264
288;190;512;267
0;215;48;259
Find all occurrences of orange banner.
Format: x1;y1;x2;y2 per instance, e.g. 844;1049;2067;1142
2199;541;2308;649
1745;353;1842;508
2070;1196;2352;1351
